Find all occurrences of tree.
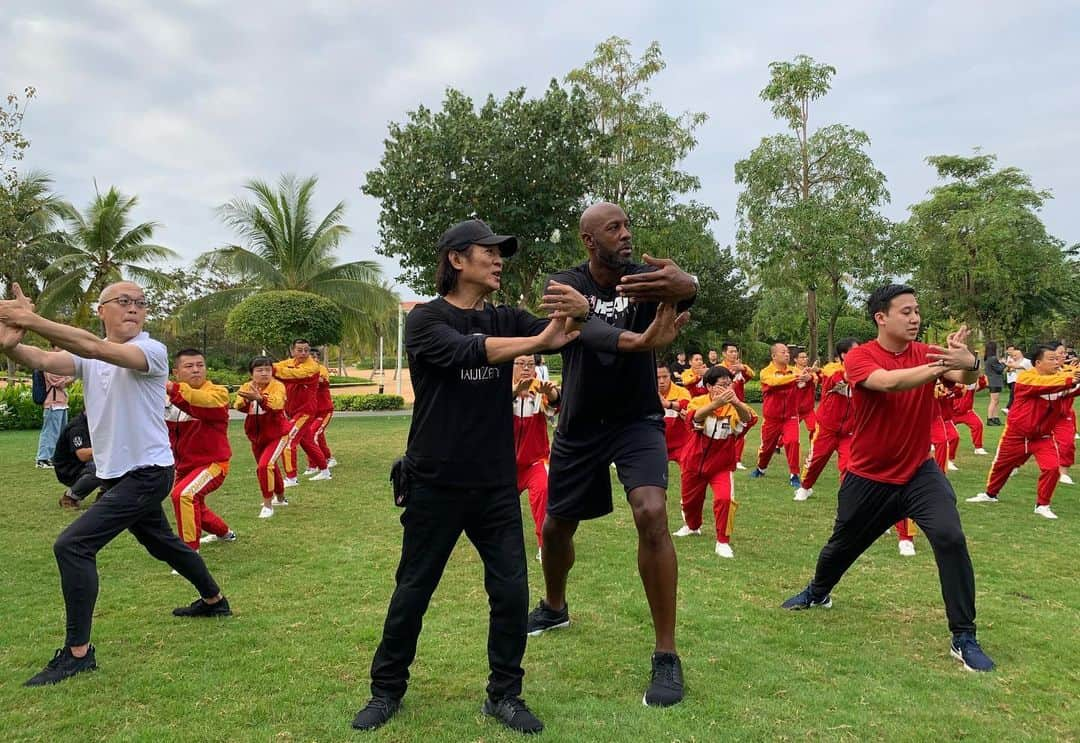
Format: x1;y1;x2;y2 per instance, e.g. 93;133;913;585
907;152;1072;340
0;169;67;300
181;174;397;342
565;37;711;230
225;290;343;356
364;83;596;305
735;55;894;362
0;87;35;195
36;186;177;323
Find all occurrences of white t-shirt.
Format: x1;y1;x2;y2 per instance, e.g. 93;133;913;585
71;332;174;478
1005;357;1032;384
535;364;549;382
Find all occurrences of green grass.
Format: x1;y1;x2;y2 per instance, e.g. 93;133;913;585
0;418;1077;742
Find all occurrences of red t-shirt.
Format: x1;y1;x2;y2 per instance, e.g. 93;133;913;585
844;340;934;484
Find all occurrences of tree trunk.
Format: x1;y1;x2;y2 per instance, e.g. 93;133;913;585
807;287;818;364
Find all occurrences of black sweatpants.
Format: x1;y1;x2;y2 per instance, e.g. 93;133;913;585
53;465;221;646
369;480;528;701
808;459;977;634
69;461;104;501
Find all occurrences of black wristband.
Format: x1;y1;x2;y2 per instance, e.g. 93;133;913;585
970;358;981;372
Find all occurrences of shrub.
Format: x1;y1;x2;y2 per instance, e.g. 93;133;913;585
742;380;763;404
225;290;343;355
332;394;406;412
0;382;85;430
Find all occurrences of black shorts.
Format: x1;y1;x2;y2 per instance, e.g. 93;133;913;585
546;417;668;521
988;385;1003;393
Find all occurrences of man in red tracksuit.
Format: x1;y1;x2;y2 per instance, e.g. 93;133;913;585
680;353;709;397
796;338;859;502
658;362;692;463
794;350;819;435
750;343;807;488
720;342;755;470
968;344;1080;519
512;355;560;559
673;366;757;558
235;356;291;517
310;350;337;470
165;349;234;550
273;338;330;484
931;381;961;473
952;375;989;457
1053;345;1077;485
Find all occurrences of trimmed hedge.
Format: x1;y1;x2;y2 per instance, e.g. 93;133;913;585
742;380;762;404
333;394;406;411
0;382;85;431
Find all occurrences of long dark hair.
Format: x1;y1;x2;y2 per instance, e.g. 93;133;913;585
984;341;998;360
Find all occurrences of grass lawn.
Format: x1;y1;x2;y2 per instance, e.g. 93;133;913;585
0;417;1077;741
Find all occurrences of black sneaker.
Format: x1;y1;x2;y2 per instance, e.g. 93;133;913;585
351;696;401;731
951;632;995;672
24;646;97;686
781;585;833;610
643;652;684;707
526;599;570;636
36;459;53;469
482;696;544;734
172;596;232;617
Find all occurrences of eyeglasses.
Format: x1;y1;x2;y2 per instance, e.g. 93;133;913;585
513;362;536;368
100;296;150;309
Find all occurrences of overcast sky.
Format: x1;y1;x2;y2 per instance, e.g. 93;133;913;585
4;0;1078;300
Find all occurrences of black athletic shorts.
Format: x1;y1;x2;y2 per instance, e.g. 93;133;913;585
988;385;1003;393
546;417;668;521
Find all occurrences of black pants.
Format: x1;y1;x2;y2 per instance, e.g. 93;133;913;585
69;461;104;501
369;481;528;701
809;460;977;634
53;465;221;646
1005;382;1016;409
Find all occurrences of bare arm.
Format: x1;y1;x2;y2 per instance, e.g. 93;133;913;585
75;447;93;462
3;344;77;376
485;318;579;364
861;365;945;393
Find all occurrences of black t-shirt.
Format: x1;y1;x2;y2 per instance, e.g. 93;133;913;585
53;412;91;486
404;297;548;489
547;262;693;437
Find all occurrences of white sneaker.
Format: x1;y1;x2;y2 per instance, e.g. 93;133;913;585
1009;468;1019;478
1034;505;1058;519
947;461;960;471
1001;407;1009;416
200;533;219;544
714;542;734;558
302;467;319;476
672;524;701;537
1059;473;1075;485
794;487;813;501
327;457;338;468
259;506;274;519
973;448;989;455
966;493;999;503
283;477;299;488
735;462;747;471
170;569;180;576
309;469;332;481
536;548;542;562
272;497;289;506
898;539;916;557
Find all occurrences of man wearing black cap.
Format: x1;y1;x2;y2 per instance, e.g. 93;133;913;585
525;202;698;708
353;219;611;735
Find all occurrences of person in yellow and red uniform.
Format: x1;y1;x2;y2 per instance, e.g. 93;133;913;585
750;343;804;487
951;374;989;457
1053;343;1077;485
309;349;337;470
273;338;330;484
720;342;755;470
511;354;560;560
680;352;708;397
673;366;757;558
165;349;234;550
793;350;819;435
969;344;1080;518
235;356;291;518
796;338;859;502
658;362;691;463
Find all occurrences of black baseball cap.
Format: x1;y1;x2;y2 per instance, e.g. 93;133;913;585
437;219;517;258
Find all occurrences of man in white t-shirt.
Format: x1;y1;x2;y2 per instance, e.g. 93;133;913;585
1003;345;1033;414
0;281;231;687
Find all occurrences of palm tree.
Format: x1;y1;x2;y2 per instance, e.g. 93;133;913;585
0;169;68;299
178;174;397;340
38;185;178;323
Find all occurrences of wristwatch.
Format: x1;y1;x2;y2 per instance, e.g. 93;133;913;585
970;357;981;372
